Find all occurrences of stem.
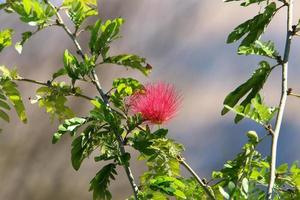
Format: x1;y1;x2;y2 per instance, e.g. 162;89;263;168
16;78;93;100
267;1;293;199
45;1;139;198
177;156;216;200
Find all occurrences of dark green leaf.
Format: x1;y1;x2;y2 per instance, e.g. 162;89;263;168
222;61;272;123
0;109;9;122
238;40;279;59
0;99;10;110
89;18;124;58
89;163;117;200
227;3;277;47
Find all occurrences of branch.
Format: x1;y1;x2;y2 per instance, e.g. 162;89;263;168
177;156;216;200
267;0;294;199
16;77;93;101
45;1;140;198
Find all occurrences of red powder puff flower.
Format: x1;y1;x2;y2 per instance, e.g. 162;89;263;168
128;82;181;124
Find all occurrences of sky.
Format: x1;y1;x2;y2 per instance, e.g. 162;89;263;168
0;0;300;199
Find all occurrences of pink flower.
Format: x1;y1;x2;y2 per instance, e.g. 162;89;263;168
128;82;181;124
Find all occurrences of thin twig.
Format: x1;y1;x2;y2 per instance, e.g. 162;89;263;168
177;156;216;200
16;77;93;101
44;1;140;198
267;0;293;199
287;91;300;98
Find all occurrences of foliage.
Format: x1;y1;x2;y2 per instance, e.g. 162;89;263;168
0;66;27;124
0;29;13;52
222;61;273;123
0;0;299;199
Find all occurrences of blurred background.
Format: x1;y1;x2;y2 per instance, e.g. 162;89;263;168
0;0;300;199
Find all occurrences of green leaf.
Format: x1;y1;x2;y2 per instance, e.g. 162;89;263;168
34;82;75;121
71;125;95;170
242;178;249;193
8;0;55;26
0;109;9;122
63;50;80;80
52;117;87;143
238;40;279;59
89;18;124;58
0;99;11;110
89;163;117;200
63;0;98;27
52;68;67;80
63;50;94;80
224;94;277;124
15;31;33;54
0;3;8;10
276;163;289;174
0;29;13;52
224;0;267;7
110;78;143;109
219;186;230;199
0;79;27;123
104;54;152;76
222;61;272;123
149;176;186;199
227;3;277;47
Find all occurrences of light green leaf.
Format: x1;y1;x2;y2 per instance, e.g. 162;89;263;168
15;31;33;54
63;0;98;27
0;29;13;52
53;117;87;143
219;186;230;199
0;79;27;123
242;178;249;193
